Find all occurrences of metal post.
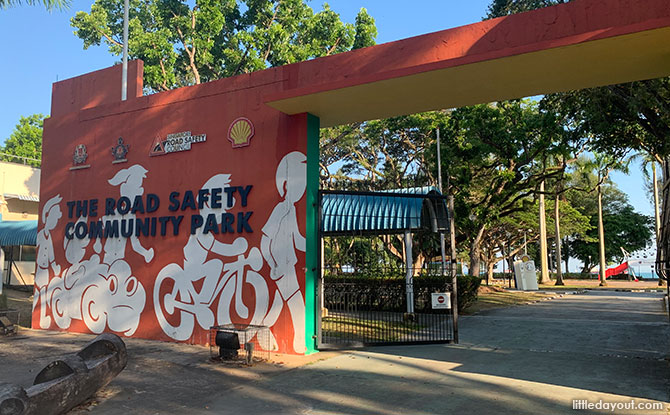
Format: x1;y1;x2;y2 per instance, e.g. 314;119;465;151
524;232;527;256
445;167;459;342
437;129;447;277
121;0;129;101
404;230;414;314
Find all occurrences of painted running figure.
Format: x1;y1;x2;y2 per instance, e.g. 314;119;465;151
261;151;307;353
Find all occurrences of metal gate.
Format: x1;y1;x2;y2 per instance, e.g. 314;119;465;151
317;189;457;349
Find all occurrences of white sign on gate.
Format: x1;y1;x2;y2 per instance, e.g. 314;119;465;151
431;292;451;309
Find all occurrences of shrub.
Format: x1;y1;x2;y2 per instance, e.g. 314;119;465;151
457;274;482;312
323;272;479;312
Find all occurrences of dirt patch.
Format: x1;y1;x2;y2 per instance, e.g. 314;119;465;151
464;289;558;314
539;279;665;291
478;285;507;294
1;287;33;328
0;329;342;415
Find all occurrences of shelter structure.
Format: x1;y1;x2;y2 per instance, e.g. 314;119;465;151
0;220;37;286
0;160;40;287
36;0;670;354
319;187;452;348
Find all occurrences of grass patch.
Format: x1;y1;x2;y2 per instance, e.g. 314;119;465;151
322;315;425;341
463;290;556;314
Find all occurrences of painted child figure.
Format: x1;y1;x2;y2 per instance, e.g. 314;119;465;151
261;151;307;353
34;194;63;328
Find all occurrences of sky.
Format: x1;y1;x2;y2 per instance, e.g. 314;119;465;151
0;0;655;221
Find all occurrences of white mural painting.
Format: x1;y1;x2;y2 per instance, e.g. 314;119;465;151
36;165;150;336
153;151;308;354
260;151;307;354
99;165;155;264
153;174;265;342
36;151;309;352
34;195;63;329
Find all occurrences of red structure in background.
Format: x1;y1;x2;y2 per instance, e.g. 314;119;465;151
605;263;629;279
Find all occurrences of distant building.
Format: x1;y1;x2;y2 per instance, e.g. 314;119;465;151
0;159;40;286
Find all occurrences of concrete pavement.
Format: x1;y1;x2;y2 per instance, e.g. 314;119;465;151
1;290;668;414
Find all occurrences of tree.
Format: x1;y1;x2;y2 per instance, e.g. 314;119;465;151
71;0;377;92
565;157;653;274
479;196;590;283
322;101;586;277
320;112;440;190
485;0;566;19
486;0;670;283
0;0;69;10
440;100;585;276
1;114;44;167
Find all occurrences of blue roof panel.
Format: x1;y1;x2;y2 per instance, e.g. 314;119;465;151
321;187;446;234
0;220;38;246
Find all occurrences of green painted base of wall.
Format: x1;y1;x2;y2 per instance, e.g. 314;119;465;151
305;113;320;355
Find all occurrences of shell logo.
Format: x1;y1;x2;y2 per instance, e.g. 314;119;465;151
228;117;254;148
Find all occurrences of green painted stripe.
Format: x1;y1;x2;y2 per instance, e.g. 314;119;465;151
305;113;320;354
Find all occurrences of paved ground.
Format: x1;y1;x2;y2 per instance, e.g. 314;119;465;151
1;290;668;414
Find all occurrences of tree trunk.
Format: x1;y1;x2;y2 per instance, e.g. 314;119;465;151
538;181;551;283
598;181;607;286
486;261;495;284
554;192;564;286
468;227;485;278
412;252;425;277
657;158;670;289
563;237;570;275
507;256;515;272
652;162;665;286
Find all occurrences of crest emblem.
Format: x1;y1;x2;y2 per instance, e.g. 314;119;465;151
228;118;254;148
112;137;129;162
73;144;88;165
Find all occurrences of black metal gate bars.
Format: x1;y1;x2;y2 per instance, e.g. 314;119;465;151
317;189;457;349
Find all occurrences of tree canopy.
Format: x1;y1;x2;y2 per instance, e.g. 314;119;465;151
1;114;44;167
0;0;69;11
71;0;377;92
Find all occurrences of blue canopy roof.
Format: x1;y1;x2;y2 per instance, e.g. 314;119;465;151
321;187;448;235
0;220;38;246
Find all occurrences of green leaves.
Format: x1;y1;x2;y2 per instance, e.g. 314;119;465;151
485;0;567;20
0;0;70;11
71;0;378;92
1;114;44;167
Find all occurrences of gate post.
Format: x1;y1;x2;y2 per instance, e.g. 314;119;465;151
404;230;415;314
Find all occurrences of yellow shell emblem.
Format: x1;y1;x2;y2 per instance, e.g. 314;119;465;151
228;118;254;148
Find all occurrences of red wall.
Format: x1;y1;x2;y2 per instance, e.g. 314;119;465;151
36;61;311;354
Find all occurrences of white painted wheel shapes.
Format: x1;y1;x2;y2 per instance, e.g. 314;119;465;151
153;264;195;341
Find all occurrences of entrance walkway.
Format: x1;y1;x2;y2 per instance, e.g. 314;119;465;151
208;291;669;414
1;291;667;414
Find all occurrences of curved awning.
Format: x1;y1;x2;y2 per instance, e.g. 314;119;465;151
321;187;448;236
0;220;38;246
